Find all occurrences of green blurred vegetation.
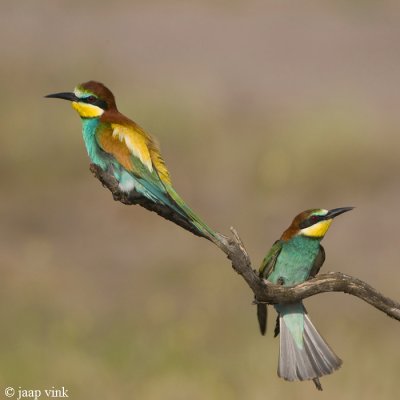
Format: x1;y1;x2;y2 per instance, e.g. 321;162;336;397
0;1;399;399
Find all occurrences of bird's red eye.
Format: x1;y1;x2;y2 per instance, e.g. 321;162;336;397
87;95;96;103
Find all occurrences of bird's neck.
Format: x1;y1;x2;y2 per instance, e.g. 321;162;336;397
285;234;321;253
80;117;108;170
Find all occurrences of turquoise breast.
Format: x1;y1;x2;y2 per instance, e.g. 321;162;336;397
81;118;109;171
268;236;320;286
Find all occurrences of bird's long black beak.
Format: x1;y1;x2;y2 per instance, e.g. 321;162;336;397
45;92;79;102
325;207;354;219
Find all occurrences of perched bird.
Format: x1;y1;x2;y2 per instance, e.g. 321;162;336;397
257;207;353;390
45;81;216;241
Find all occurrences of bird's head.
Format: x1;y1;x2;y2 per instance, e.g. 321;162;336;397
281;207;353;241
45;81;117;118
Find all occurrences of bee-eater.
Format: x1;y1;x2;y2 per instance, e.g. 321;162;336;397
257;207;353;390
45;81;217;241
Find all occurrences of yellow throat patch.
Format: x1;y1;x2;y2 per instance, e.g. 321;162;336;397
71;102;104;118
300;219;333;238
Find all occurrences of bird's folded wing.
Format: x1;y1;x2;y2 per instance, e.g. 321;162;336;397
259;240;283;278
309;245;325;278
96;122;172;188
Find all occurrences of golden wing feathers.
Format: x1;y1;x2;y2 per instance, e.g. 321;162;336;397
96;121;172;185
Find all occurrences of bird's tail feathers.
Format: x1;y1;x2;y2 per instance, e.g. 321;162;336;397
278;307;342;387
136;179;182;212
257;302;268;335
164;185;218;241
135;172;218;241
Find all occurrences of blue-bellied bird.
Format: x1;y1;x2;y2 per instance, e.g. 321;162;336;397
45;81;216;241
257;207;353;390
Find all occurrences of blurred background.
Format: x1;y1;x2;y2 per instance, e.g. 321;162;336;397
1;1;399;399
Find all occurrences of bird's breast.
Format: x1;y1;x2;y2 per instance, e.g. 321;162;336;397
269;237;320;286
80;118;109;170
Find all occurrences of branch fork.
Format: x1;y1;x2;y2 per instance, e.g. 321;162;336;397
90;164;400;322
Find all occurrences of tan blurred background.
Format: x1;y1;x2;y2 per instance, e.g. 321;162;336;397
1;1;399;399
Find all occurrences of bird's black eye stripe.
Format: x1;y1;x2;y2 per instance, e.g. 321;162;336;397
80;96;108;110
79;96;97;104
96;99;108;110
82;95;97;104
299;215;323;229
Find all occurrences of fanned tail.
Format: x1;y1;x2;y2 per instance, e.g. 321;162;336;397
278;304;342;390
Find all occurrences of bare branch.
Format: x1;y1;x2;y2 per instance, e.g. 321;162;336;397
90;164;400;322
